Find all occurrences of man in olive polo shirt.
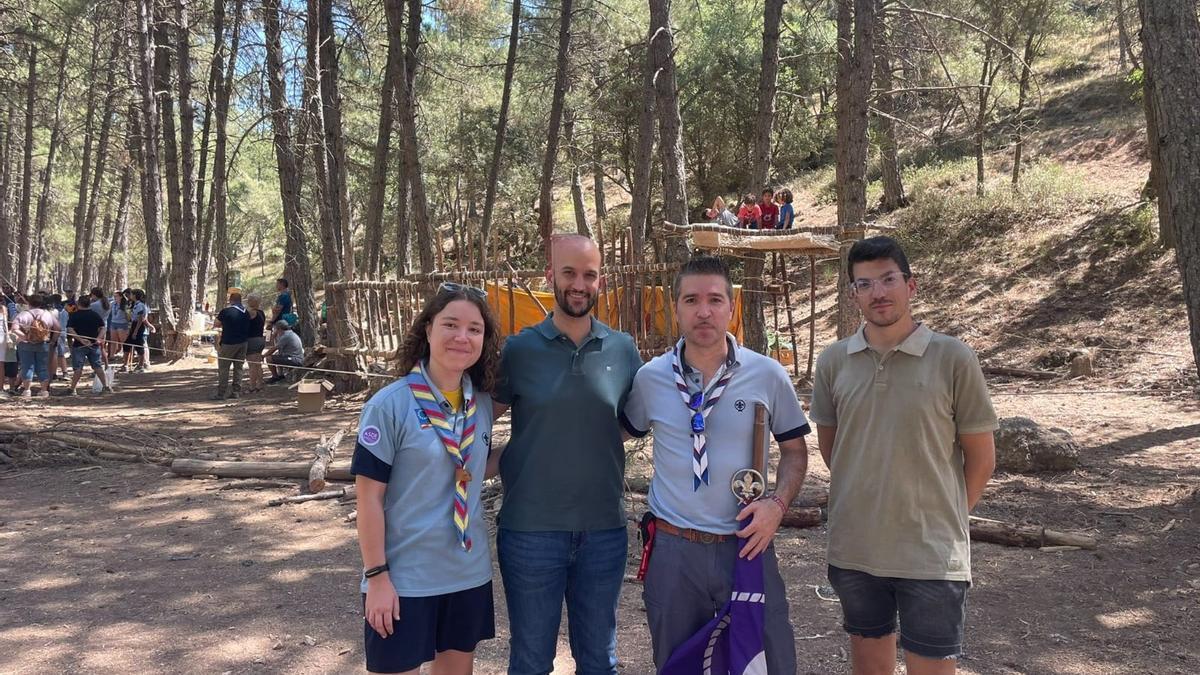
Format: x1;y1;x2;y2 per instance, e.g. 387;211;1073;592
490;234;642;675
809;236;997;674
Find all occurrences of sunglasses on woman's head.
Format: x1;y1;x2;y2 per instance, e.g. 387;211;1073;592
438;282;488;300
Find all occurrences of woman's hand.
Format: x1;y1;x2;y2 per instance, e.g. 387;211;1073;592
364;574;401;638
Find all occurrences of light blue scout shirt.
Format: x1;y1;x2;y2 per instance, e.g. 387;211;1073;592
621;335;811;535
349;375;494;597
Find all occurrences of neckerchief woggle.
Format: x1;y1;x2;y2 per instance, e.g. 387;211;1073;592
671;337;736;490
406;362;477;552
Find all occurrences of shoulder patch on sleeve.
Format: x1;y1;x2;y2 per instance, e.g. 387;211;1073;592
358;424;382;447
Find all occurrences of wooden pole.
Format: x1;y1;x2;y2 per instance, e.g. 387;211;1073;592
507;247;516;335
770;253;781;362
807;256;816;380
782;257;800;377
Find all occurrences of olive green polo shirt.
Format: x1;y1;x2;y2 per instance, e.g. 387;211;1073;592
809;323;998;582
495;315;642;531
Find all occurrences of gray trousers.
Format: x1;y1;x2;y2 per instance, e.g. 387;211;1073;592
217;342;247;395
642;527;796;674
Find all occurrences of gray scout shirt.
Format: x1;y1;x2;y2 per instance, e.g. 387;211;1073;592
350;377;494;596
495;315;642;531
621;335;811;535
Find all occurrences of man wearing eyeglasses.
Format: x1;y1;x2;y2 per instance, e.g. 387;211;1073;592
488;234;643;675
809;236;997;674
620;255;811;674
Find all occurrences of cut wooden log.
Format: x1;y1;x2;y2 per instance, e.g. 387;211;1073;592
982;365;1059;380
780;506;824;528
217;479;298;491
170;458;353;481
968;516;1097;550
308;429;347;493
268;485;355;507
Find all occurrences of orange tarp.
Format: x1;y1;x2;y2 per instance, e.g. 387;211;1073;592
481;283;744;343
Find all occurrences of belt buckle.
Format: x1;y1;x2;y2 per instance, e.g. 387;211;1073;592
699;532;717;544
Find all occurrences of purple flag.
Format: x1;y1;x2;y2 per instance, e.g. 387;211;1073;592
661;520;768;675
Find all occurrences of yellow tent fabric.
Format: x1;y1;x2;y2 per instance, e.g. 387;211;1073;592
482;282;745;343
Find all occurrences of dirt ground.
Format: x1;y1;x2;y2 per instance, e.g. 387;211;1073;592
1;354;1197;675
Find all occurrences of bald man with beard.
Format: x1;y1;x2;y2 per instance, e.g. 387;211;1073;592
488;235;643;675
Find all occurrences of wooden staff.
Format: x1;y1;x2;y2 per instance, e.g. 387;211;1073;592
807;256;817;380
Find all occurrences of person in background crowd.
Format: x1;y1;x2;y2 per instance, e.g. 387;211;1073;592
705;196;740;228
738;194;762;229
65;296;113;396
264;320;304;384
90;287;110;320
777;189;796;230
273;278;293;324
350;282;501;675
127;289;152;372
11;293;60;398
108;290;132;363
759;188;779;230
244;294;268;393
212;291;250;400
3;285;20;323
0;303;17;395
51;294;71;380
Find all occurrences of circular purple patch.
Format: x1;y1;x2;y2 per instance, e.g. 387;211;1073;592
359;425;382;446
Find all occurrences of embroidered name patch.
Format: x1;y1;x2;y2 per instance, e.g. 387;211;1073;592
359;425;382;446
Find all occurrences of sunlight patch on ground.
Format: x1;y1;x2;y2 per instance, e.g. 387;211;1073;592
1095;607;1156;630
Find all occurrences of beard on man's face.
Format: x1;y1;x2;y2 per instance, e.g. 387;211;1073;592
554;283;597;318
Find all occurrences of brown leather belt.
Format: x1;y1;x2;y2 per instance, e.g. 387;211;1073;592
654;518;733;544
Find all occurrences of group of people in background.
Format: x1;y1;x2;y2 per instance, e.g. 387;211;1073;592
210;278;305;400
0;284;152;399
706;186;797;230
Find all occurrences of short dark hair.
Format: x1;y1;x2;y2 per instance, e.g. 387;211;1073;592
673;255;734;303
27;293;45;308
276;278;289;288
761;188;773;196
846;236;912;281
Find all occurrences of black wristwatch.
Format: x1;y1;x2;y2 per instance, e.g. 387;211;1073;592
364;563;389;579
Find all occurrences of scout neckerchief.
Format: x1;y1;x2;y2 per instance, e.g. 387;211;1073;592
671;337;736;491
406;362;477;552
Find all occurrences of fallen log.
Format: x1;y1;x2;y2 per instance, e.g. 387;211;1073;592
217;479;298;491
308;429;347;493
968;516;1097;550
269;485;355;507
780;506;824;529
982;365;1059;380
170;458;353;481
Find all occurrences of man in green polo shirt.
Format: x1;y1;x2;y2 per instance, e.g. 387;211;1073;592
490;234;642;675
810;236;997;674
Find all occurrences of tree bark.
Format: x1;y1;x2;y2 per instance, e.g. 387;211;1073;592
361;19;400;278
1139;0;1200;376
264;0;318;346
564;110;592;238
33;33;72;293
155;9;186;311
1011;29;1037;189
0;104;12;281
172;0;200;334
648;0;691;263
874;1;907;210
395;0;434;273
317;0;355;281
211;0;245;300
627;42;655;263
100;160;134;292
195;0;227;305
80;34;122;292
69;21;104;294
1115;0;1138;70
479;0;521;265
835;0;874;338
537;0;575;260
305;0;340;283
17;37;37;292
1142;69;1173;247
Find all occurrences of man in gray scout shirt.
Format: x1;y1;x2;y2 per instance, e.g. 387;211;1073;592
809;237;997;675
490;234;642;675
620;256;811;674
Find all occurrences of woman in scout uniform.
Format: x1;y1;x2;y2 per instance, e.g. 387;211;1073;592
351;282;501;675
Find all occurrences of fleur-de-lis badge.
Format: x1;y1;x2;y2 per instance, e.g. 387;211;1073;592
730;468;765;503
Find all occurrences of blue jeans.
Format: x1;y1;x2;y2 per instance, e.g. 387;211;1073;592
497;527;627;675
17;342;50;382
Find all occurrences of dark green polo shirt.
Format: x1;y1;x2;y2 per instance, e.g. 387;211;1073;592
495;315;642;531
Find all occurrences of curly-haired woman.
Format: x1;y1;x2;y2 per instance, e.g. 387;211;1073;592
350;282;501;675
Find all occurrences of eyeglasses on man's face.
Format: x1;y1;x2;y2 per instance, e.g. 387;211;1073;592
850;272;911;295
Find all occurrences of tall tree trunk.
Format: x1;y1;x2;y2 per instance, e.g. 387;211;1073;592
80;33;121;292
317;0;355;280
395;0;434;273
1141;69;1172;247
1011;30;1036;189
974;42;994;197
536;0;574;260
591;65;607;223
17;37;37;292
1139;0;1200;375
0;104;12;281
564;110;592;238
648;0;690;263
741;0;785;354
874;1;907;210
264;0;318;346
155;9;186;313
69;21;104;293
134;0;178;330
211;0;245;300
195;0;226;305
479;0;521;266
361;26;399;278
627;42;655;263
101;159;134;292
835;0;874;338
173;0;200;326
33;33;72;293
306;0;342;282
1116;0;1139;70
